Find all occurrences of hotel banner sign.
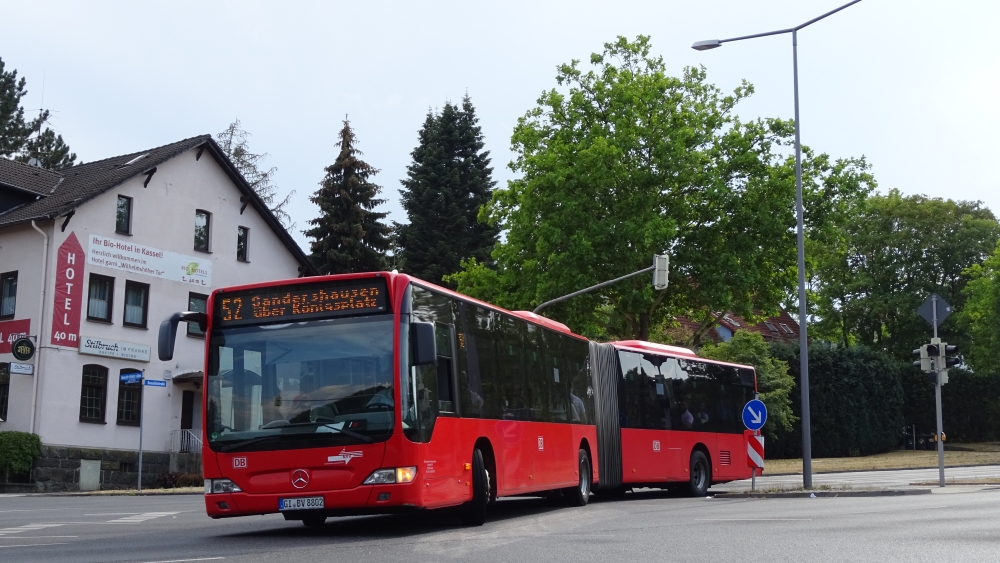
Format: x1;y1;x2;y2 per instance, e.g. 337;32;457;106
87;235;212;287
0;318;30;355
79;336;151;362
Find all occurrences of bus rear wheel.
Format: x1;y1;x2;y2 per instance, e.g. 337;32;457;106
688;450;711;497
462;448;489;526
564;449;591;507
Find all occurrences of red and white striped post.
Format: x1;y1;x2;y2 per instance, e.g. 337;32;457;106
747;432;765;492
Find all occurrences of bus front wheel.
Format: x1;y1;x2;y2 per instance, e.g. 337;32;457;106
462;449;489;526
688;450;711;497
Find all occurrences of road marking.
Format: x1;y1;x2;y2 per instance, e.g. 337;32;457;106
141;558;225;563
695;518;812;521
0;536;78;539
84;512;144;516
0;542;69;548
0;524;65;535
106;511;181;523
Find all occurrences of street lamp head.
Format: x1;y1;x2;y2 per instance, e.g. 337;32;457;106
691;39;722;51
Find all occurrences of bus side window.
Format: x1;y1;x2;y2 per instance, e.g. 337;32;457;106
435;322;455;413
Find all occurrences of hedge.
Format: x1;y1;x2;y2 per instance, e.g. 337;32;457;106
767;344;905;459
903;368;1000;442
0;431;42;475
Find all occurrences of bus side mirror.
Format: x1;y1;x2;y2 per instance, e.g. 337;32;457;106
410;322;437;366
158;311;207;361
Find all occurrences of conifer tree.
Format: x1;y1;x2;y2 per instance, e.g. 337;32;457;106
216;119;294;229
17;128;76;170
305;118;392;274
397;94;499;286
1;56;76;169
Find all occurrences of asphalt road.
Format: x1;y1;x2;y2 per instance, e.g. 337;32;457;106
2;484;999;562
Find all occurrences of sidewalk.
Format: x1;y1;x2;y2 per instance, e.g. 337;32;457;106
709;464;1000;494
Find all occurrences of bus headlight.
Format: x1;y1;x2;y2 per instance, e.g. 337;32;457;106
363;467;417;485
205;479;243;494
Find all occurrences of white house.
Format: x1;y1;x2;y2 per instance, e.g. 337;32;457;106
0;136;314;490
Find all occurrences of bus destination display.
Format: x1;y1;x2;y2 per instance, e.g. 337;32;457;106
215;278;388;327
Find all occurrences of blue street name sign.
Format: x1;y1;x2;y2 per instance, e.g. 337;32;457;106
144;379;166;387
742;399;768;431
120;372;142;384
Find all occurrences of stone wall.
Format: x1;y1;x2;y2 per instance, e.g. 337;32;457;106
32;445;171;492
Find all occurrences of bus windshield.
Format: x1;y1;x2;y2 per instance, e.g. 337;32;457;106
206;314;395;452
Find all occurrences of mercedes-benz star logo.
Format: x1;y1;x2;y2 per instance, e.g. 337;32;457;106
291;469;310;489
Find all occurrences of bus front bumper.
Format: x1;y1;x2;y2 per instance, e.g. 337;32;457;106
205;483;435;519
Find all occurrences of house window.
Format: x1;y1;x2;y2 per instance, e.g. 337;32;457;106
187;292;208;337
194;210;211;252
80;364;108;423
764;321;777;332
0;363;9;421
779;323;794;334
123;281;149;328
237;226;249;262
0;271;17;319
116;370;142;426
116;195;132;234
87;274;114;323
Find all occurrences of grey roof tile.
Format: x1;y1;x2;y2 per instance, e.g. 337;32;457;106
0;157;64;195
0;135;315;274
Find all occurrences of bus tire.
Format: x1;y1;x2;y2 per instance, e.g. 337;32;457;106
302;516;326;527
688;450;711;497
565;449;591;507
462;449;489;526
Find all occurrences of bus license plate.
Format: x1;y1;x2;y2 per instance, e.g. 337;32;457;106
279;496;324;511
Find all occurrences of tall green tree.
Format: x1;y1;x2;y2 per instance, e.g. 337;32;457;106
700;330;796;439
0;56;32;158
812;189;1000;359
449;36;872;342
0;56;75;169
959;242;1000;373
216;119;294;229
16;127;76;170
397;95;499;286
304;118;392;274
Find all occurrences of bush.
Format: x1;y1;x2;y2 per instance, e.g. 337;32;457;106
0;431;42;475
902;368;1000;442
768;344;905;459
176;473;203;487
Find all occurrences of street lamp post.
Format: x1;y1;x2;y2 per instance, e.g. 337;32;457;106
693;0;862;489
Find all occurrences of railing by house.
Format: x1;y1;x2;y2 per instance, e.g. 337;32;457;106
170;429;202;453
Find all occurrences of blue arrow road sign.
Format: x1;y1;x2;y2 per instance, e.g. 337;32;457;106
742;399;767;431
143;379;166;387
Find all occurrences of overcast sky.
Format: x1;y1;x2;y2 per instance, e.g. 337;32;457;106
3;0;998;251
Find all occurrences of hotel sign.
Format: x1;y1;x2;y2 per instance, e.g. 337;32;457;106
79;336;151;362
87;235;212;287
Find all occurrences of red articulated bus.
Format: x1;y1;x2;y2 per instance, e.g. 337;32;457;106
157;272;758;527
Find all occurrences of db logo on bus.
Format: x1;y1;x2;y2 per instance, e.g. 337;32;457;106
233;457;248;469
327;449;364;465
653;440;661;452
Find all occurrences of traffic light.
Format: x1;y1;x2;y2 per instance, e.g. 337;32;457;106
912;345;932;372
942;344;960;369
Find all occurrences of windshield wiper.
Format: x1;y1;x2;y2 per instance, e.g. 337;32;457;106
216;435;282;453
260;418;374;443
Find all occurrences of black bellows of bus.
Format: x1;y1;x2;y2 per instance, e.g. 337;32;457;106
590;341;623;490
